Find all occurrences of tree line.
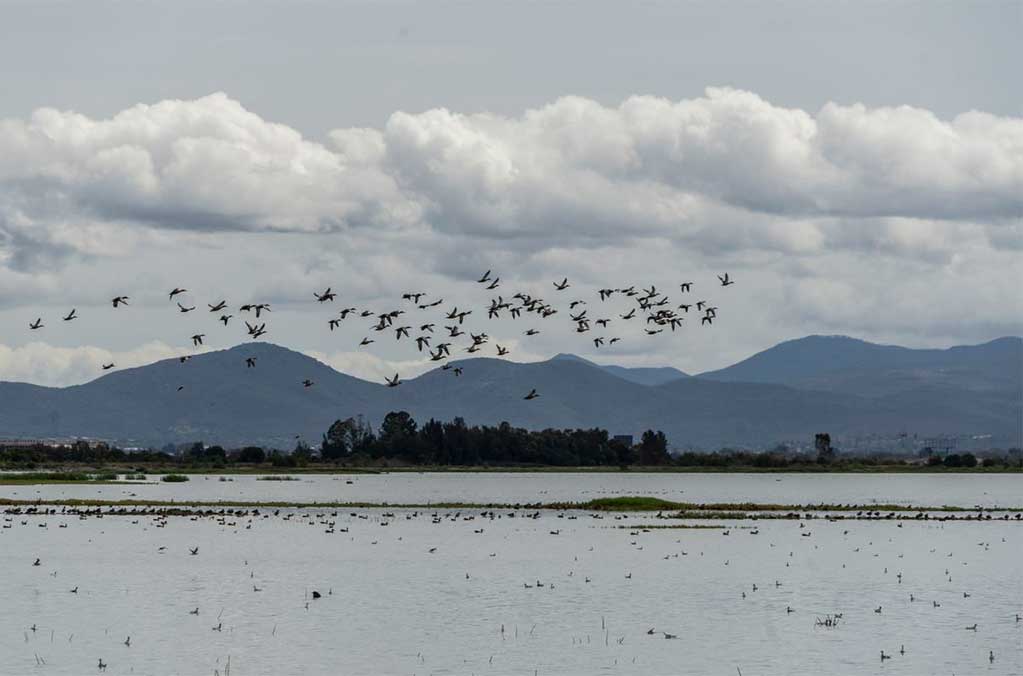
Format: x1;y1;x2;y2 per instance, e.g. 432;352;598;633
319;413;671;466
1;414;1020;469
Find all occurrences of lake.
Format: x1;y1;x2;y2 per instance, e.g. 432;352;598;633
2;471;1022;508
2;473;1021;675
1;510;1021;673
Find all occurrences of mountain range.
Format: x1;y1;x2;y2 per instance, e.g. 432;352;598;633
0;335;1019;450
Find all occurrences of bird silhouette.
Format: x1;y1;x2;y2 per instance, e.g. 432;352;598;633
524;389;539;400
111;296;129;308
385;373;401;388
314;288;336;302
168;288;187;300
29;318;43;330
63;309;77;321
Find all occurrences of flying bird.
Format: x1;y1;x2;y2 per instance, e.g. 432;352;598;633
524;389;539;400
177;303;195;313
553;278;570;291
29;318;43;330
63;309;77;321
315;288;336;302
191;334;205;346
111;296;129;308
169;288;187;300
718;273;734;286
385;373;401;388
208;301;227;312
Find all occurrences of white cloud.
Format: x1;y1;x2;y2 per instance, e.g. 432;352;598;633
0;88;1018;262
0;341;187;387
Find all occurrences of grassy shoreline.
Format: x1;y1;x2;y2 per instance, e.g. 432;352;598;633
1;464;1020;477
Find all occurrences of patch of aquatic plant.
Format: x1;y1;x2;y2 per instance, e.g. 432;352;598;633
2;495;1021;516
256;475;299;481
160;474;190;482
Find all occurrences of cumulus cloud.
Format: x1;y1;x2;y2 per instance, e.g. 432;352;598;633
0;88;1019;265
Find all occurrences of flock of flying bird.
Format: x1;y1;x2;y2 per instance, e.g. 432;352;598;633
25;271;735;396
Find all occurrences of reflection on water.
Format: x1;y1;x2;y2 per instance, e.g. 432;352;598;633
3;472;1022;507
1;504;1020;675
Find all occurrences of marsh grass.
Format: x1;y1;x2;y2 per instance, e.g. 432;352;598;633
160;474;190;482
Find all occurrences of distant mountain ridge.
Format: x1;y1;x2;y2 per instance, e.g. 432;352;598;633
551;353;688;385
698;335;1022;396
0;336;1019;450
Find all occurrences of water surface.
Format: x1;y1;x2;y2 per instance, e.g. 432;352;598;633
1;505;1020;675
3;472;1021;508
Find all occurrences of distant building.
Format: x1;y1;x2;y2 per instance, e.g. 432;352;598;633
613;434;634;447
923;436;958;455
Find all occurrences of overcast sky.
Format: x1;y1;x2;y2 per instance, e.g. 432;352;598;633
1;0;1021;387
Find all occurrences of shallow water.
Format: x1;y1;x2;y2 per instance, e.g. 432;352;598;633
2;472;1022;508
1;505;1020;675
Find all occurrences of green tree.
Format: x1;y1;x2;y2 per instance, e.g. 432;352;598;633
322;418;359;460
815;433;835;464
610;438;636;468
638;430;669;465
237;446;266;463
378;411;418;458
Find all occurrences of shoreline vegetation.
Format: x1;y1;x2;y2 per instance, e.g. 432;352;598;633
2;417;1020;476
2;496;1022;517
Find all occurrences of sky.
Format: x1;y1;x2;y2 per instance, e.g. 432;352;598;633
0;0;1021;387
